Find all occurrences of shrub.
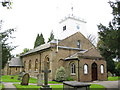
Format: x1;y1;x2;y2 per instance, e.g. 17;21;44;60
55;66;66;82
108;71;112;77
66;76;74;81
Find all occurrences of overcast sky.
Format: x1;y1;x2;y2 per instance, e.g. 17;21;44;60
0;0;114;55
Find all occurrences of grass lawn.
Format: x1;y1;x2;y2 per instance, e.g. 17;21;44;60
14;84;63;90
14;84;105;90
2;75;62;84
2;75;20;82
108;76;120;81
0;84;4;90
1;75;38;83
90;84;105;90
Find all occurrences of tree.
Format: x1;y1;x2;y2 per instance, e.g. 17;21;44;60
34;34;40;48
1;0;12;9
39;33;45;46
0;0;13;69
20;48;31;54
47;31;54;43
0;27;16;68
34;33;45;48
87;34;96;46
97;0;120;74
115;62;120;76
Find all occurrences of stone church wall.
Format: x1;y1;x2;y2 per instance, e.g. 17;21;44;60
21;49;53;79
79;59;107;82
50;47;79;80
59;32;93;49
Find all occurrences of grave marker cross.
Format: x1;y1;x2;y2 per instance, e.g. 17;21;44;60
42;67;51;87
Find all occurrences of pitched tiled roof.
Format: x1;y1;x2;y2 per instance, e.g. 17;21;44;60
20;43;51;56
65;48;103;60
9;58;23;67
78;47;103;58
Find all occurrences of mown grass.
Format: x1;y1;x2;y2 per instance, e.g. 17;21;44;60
14;83;105;90
90;84;105;90
2;75;62;84
2;75;20;82
108;76;120;81
14;84;63;90
0;83;4;90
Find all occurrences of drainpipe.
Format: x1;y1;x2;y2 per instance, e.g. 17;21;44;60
78;59;80;82
39;53;41;73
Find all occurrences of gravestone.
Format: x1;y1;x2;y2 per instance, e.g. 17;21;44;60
40;67;52;90
63;81;91;90
21;73;30;85
18;71;25;80
37;73;44;86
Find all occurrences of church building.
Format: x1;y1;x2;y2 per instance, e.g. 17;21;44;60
3;7;107;81
19;14;107;82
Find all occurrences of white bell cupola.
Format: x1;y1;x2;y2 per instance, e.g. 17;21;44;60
57;7;87;40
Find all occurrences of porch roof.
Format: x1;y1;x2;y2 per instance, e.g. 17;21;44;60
9;57;23;67
64;47;104;61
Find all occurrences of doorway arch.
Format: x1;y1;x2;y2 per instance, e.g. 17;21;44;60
91;62;98;81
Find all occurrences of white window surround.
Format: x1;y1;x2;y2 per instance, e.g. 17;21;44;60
84;64;88;74
77;40;80;48
71;63;76;74
100;65;104;74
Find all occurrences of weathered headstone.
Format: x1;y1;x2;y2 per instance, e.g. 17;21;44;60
37;73;44;86
18;71;25;80
21;73;30;85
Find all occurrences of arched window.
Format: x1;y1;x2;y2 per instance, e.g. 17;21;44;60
100;64;104;74
84;64;88;74
71;63;76;74
44;56;50;69
35;59;38;71
29;60;31;70
16;67;17;71
77;40;81;48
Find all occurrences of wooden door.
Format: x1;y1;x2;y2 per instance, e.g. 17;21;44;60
92;63;97;81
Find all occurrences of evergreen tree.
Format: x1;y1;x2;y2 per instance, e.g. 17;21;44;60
48;31;54;43
39;33;45;45
34;34;40;48
0;28;16;68
97;1;120;74
34;33;45;48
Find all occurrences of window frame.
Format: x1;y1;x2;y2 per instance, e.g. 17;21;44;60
35;59;38;71
71;63;76;75
100;64;104;74
63;25;66;31
83;64;88;74
77;40;81;48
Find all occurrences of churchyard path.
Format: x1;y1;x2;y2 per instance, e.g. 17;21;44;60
2;82;18;90
2;80;119;89
86;80;120;89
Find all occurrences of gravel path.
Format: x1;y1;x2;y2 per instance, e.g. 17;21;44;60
3;82;17;90
86;80;120;90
